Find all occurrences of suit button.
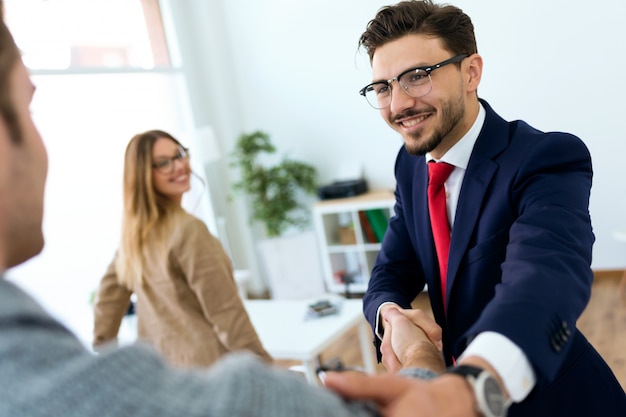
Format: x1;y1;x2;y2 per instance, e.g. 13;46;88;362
551;336;562;352
562;321;571;336
549;318;570;352
560;322;570;342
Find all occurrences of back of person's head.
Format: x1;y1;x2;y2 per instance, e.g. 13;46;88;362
117;129;185;287
0;0;22;142
359;0;477;62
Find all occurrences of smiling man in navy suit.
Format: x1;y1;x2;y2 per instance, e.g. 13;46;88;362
324;1;625;416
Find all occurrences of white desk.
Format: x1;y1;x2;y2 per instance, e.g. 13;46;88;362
243;298;377;384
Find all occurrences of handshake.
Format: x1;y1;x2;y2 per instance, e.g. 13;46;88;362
378;306;446;374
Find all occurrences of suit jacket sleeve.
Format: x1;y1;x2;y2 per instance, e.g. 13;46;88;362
362;149;429;358
1;279;379;417
464;129;594;383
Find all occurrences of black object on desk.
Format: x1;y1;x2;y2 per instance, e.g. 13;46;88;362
306;300;341;319
317;179;368;200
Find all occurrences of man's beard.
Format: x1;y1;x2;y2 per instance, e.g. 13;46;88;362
402;95;465;156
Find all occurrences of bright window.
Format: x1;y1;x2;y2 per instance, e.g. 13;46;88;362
4;0;213;344
5;0;171;70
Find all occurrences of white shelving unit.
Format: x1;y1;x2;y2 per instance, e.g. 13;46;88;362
312;190;395;294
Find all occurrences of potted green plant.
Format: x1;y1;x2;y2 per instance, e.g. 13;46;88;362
230;130;318;237
230;131;325;298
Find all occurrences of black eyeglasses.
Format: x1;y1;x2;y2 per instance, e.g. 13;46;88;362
152;146;189;174
359;54;469;109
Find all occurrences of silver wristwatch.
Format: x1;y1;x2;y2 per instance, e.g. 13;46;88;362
445;365;509;417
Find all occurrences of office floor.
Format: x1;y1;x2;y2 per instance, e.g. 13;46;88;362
274;272;626;390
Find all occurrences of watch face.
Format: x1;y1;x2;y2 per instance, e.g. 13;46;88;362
484;376;506;416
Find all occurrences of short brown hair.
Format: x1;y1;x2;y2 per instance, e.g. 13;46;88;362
358;0;477;62
0;1;22;142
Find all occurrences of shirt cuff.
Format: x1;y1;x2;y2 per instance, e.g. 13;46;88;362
374;302;399;341
458;331;536;402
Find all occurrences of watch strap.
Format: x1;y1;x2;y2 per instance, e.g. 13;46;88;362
446;364;483;378
445;365;508;417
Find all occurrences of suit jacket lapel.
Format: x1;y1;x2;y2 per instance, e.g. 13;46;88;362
445;101;510;308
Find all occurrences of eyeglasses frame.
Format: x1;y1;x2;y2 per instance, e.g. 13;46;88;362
152;146;190;174
358;53;470;109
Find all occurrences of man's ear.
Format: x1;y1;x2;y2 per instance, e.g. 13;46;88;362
465;53;483;94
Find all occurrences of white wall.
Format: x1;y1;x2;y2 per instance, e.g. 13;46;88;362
168;0;626;294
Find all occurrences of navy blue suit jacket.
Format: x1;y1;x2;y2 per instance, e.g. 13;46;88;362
363;100;625;415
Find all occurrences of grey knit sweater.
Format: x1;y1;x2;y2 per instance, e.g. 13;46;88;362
0;278;379;417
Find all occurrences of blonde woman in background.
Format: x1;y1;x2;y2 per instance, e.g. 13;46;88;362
93;129;271;368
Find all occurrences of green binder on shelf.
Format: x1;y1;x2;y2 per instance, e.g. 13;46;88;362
365;209;388;242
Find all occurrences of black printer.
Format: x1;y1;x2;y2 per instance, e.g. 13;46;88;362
317;179;368;200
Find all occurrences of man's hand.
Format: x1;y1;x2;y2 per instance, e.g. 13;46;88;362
381;308;445;373
390;308;443;350
324;370;478;417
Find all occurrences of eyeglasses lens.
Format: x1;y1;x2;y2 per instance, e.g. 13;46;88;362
364;70;432;109
154;147;189;173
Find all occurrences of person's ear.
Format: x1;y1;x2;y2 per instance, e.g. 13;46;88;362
465;53;483;93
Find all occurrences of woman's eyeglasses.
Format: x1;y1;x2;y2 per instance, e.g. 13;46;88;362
152;147;189;174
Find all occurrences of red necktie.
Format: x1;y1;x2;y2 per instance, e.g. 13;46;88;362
428;161;454;309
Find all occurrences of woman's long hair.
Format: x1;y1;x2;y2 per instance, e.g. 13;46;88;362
115;130;186;288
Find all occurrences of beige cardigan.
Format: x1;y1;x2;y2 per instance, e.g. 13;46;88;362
93;212;272;368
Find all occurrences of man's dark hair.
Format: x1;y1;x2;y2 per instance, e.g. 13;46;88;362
0;0;23;142
359;0;477;62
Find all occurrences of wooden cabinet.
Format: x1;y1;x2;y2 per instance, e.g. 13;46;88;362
312;190;395;294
